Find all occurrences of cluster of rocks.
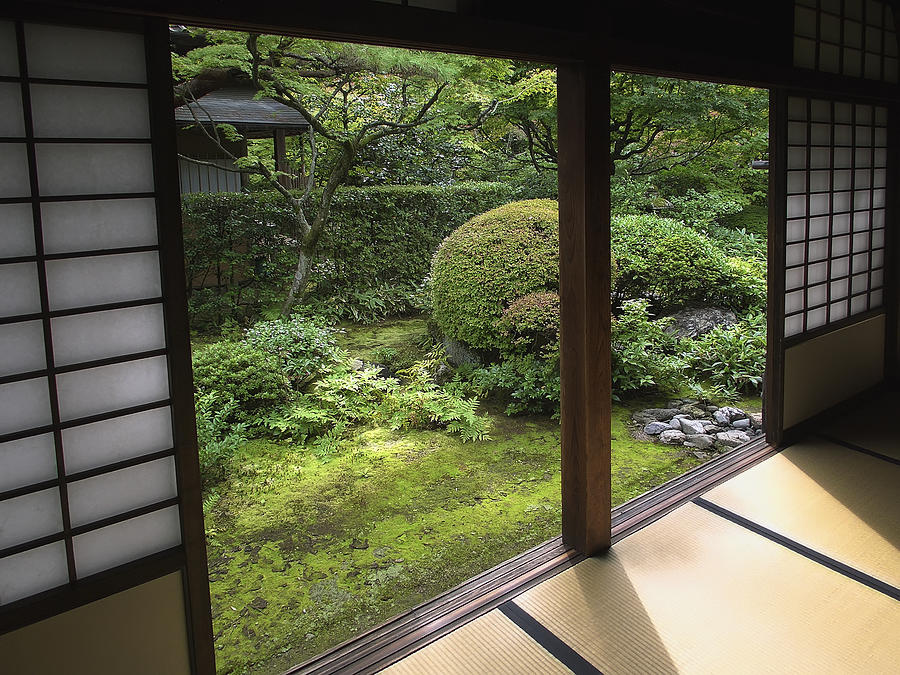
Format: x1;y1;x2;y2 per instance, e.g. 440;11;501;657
633;398;763;458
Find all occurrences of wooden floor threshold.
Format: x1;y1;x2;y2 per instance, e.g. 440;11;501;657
288;438;778;675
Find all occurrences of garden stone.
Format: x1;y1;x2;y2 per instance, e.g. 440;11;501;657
663;306;737;338
704;405;719;413
750;412;763;428
731;418;751;429
442;337;481;367
712;409;730;425
659;430;686;445
692;451;710;460
351;359;364;371
715;430;751;448
684;434;715;450
679;418;706;435
669;419;682;429
644;421;670;435
632;408;681;424
680;405;707;419
703;424;723;434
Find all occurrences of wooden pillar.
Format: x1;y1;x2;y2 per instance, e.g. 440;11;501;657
557;58;612;555
273;128;291;189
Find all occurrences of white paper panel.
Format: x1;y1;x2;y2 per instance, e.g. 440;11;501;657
871;269;884;287
835;101;853;123
52;304;166;367
35;143;154;196
55;355;170;422
0;22;17;76
851;294;868;313
833;213;851;234
0;263;41;318
30;85;150;139
0;433;56;493
62;406;173;474
808;284;827;307
808;262;828;284
0;488;62;549
788;122;807;144
810;193;830;215
832;256;850;277
872;249;885;266
830;301;849;321
810;147;831;169
0;83;25;137
0;320;46;376
785;267;804;290
41;198;158;254
787;195;806;218
0;143;31;198
870;288;883;307
808;239;828;262
0;541;68;604
810;123;831;145
831;278;850;299
786;219;805;243
809;217;829;239
45;251;161;311
844;48;863;76
785;290;804;314
73;505;181;578
24;24;146;84
786;243;805;266
809;170;831;192
834;124;853;145
0;203;35;258
832;235;851;257
67;457;177;527
788;147;807;169
0;377;52;435
785;315;803;337
787;171;807;194
807;306;827;329
852;273;869;294
856;125;873;146
794;37;816;69
855;168;872;188
873;209;885;227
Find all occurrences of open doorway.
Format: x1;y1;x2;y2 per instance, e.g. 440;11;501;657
608;71;770;504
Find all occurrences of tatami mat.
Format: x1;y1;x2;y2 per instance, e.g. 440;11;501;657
702;439;900;588
381;608;570;675
514;503;900;674
819;392;900;460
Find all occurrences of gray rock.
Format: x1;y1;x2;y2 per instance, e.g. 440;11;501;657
659;429;686;445
715;430;751;448
704;405;719;413
731;418;751;429
632;408;681;424
692;451;711;460
673;413;690;420
750;412;764;429
684;434;715;449
663;306;738;339
643;421;670;435
350;359;365;371
442;337;481;367
680;405;707;419
712;409;730;425
702;424;723;434
669;419;682;429
679;418;706;435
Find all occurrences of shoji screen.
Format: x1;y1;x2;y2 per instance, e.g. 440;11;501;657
0;18;209;668
783;96;887;338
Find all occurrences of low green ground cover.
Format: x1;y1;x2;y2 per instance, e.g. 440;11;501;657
203;318;738;674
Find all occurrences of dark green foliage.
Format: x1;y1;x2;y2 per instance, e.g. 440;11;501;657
686;312;766;397
611;300;684;398
194;393;247;489
191;341;289;424
719;203;769;238
431;199;560;350
612;214;765;310
182;182;518;328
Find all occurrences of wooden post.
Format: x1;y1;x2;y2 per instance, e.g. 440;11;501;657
557;58;612;555
273;128;291;188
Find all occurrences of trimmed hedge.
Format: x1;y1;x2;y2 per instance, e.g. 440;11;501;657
431;199;560;351
181;182;519;325
611;214;765;310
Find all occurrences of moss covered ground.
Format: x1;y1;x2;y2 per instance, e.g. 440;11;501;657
204;318;757;674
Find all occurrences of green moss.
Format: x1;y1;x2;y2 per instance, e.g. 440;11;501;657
336;317;429;367
206;395;708;674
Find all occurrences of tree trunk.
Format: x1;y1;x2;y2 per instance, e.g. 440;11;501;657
280;246;312;317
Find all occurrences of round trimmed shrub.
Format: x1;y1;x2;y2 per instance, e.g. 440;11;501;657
431;199;560;350
497;292;560;355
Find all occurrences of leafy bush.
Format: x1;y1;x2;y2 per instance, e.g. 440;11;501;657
263;358;490;450
611;300;685;397
612;214;764;310
469;353;561;417
192;341;289;424
497;292;560;355
686;312;766;398
719;202;769;238
431;199;560;350
243;315;342;388
301;282;419;324
195;392;248;489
